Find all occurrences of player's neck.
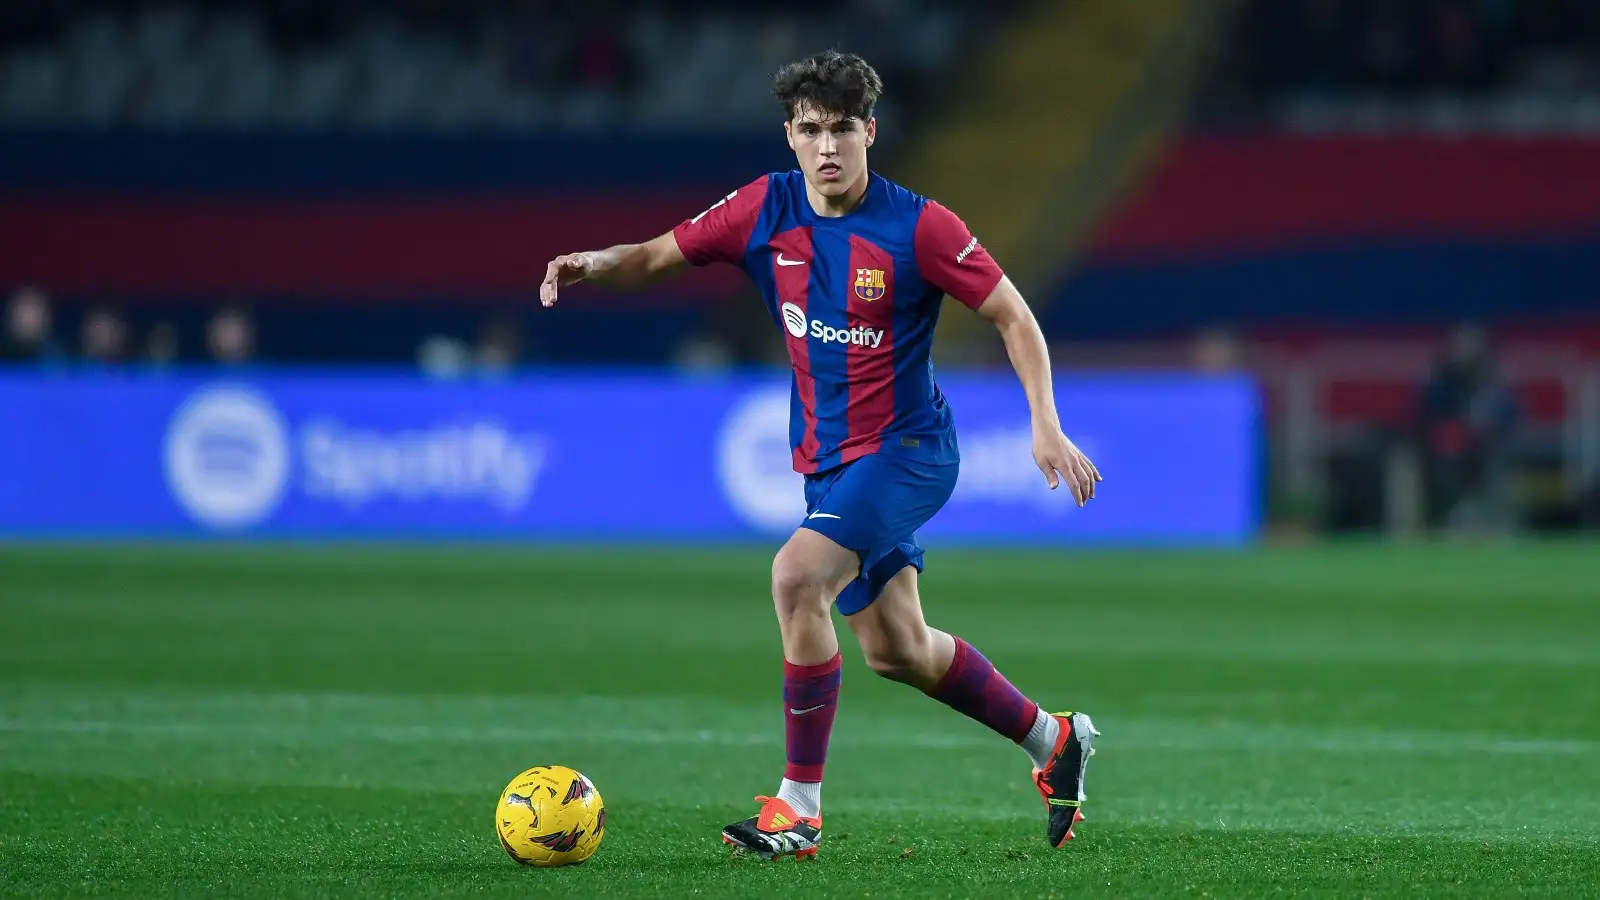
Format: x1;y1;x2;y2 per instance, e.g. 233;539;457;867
804;172;870;218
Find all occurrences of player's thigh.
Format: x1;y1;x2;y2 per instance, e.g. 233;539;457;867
771;526;861;606
843;565;929;660
801;455;956;570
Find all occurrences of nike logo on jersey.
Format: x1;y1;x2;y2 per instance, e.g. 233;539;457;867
807;512;841;520
776;254;806;267
789;704;827;716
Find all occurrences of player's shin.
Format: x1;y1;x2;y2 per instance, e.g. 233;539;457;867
777;655;840;819
924;636;1060;768
776;601;839;666
769;561;847;820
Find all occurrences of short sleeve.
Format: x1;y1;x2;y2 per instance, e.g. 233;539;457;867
671;175;770;267
913;200;1005;309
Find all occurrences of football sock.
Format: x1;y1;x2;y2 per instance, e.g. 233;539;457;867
1020;705;1063;770
775;778;822;820
926;638;1039;745
780;653;841;814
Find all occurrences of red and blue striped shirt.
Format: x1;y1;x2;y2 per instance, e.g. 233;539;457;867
673;171;1005;474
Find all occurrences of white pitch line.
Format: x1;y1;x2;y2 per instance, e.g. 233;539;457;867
0;716;1594;757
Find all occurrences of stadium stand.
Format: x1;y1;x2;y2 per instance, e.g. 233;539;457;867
0;0;1033;368
0;0;1011;131
1192;0;1600;133
2;1;1597;534
1046;0;1600;533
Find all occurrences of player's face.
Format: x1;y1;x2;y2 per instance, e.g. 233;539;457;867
785;105;875;198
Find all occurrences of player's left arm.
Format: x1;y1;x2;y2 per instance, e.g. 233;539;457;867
973;278;1100;505
914;200;1101;505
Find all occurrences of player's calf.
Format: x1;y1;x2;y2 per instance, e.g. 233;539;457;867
846;565;954;691
845;568;1099;844
857;621;950;690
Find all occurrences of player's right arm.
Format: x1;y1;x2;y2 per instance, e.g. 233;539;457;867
539;175;770;307
539;234;686;306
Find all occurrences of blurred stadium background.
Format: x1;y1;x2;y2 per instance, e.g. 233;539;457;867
3;2;1599;896
2;0;1597;537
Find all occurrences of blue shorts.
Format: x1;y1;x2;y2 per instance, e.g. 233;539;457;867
799;453;959;616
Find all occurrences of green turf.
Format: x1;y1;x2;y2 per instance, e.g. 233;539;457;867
2;542;1598;898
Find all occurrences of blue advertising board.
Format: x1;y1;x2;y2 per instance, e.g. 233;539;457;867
0;372;1260;544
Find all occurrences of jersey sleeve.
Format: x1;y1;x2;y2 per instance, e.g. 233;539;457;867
913;200;1005;309
671;175;770;267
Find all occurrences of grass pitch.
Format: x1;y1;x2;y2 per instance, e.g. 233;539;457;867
2;542;1598;898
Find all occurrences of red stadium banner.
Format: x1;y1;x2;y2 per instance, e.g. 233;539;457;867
0;194;743;301
1089;135;1600;263
4;136;1598;303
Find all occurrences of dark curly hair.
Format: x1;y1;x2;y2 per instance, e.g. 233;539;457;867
772;51;883;122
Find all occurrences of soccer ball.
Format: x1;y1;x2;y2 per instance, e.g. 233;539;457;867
495;765;606;867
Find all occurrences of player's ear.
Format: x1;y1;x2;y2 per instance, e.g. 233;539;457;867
865;118;876;148
784;120;795;152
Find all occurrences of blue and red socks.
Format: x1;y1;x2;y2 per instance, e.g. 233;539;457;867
929;637;1061;768
775;653;841;819
772;642;1060;819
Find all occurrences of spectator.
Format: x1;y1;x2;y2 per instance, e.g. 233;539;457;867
2;286;60;363
1415;323;1519;535
417;334;472;380
504;0;562;89
206;307;257;365
1191;325;1243;372
80;307;129;365
552;3;639;96
477;314;522;375
146;322;180;368
1429;0;1494;90
671;335;735;374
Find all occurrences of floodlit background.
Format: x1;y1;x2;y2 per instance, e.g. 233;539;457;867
2;2;1598;897
2;0;1598;535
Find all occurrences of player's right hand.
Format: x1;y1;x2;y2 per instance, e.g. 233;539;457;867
540;252;594;307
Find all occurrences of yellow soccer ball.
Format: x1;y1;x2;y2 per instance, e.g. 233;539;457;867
495;765;606;867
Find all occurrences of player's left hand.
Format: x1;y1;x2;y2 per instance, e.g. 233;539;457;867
1034;427;1101;507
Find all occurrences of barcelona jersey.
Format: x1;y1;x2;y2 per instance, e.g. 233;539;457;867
672;171;1005;474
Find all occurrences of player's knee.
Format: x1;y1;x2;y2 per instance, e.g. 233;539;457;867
770;555;830;618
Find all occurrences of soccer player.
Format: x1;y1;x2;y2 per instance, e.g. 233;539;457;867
539;51;1102;859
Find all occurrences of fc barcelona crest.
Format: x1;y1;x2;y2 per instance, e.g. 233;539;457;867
854;268;887;301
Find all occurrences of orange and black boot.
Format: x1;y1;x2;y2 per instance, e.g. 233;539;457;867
1032;711;1099;847
721;795;822;860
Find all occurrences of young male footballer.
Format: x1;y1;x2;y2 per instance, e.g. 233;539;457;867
540;50;1102;859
